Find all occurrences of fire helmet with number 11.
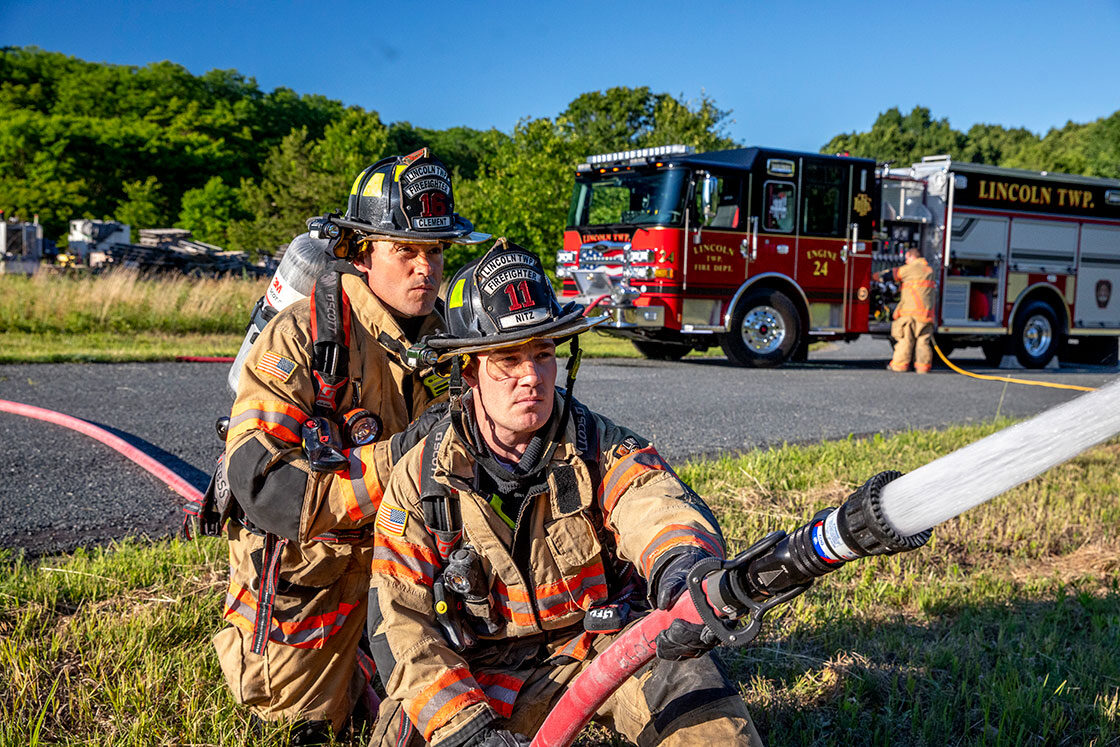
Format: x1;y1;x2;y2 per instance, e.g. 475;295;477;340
425;238;602;360
421;239;603;484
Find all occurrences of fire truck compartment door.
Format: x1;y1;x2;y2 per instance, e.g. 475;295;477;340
1075;224;1120;327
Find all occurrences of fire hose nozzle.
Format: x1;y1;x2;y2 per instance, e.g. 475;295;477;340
740;470;931;599
685;471;932;644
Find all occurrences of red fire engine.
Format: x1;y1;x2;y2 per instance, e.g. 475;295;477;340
557;146;1120;368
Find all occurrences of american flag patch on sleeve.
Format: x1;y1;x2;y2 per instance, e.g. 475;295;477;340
376;504;408;536
256;351;297;382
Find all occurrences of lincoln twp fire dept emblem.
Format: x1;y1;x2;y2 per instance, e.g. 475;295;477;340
1096;279;1112;308
853;193;872;217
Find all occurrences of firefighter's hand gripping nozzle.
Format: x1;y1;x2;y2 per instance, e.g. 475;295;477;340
688;471;932;648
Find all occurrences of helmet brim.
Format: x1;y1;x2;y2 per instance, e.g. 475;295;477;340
427;311;607;361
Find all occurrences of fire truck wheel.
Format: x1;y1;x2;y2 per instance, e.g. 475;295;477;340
631;339;692;361
1012;300;1062;368
721;289;801;367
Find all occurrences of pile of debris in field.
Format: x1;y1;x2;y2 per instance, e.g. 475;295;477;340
102;228;275;278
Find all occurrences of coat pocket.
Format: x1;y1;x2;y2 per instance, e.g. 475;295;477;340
544;512;608;611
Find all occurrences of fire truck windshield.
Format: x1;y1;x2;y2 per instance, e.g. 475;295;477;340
568;169;687;228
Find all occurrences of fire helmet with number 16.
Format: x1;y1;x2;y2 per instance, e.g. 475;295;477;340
341;148;489;249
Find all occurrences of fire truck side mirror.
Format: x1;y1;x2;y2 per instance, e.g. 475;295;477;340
700;173;718;221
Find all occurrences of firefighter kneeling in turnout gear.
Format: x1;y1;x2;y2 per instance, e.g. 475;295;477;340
366;241;762;746
880;248;936;374
214;148;488;742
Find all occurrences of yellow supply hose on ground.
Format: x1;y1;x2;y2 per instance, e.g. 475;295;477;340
932;344;1096;392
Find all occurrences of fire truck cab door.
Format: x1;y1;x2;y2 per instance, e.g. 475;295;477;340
686;172;748;323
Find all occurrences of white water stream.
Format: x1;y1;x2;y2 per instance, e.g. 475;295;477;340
879;375;1120;536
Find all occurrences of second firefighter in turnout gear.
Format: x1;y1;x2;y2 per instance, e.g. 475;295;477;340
367;240;762;746
881;248;936;373
214;148;488;741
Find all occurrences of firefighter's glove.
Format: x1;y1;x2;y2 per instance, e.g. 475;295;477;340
467;728;531;747
390;400;449;463
655;618;720;661
649;546;710;611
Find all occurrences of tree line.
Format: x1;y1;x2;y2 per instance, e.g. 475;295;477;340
2;47;1118;270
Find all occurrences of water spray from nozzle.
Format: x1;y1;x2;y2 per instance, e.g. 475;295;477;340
701;471;930;628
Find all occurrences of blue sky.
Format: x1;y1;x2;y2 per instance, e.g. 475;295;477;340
3;0;1118;152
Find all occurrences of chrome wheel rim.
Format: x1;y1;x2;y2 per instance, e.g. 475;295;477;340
741;305;785;355
1023;314;1052;357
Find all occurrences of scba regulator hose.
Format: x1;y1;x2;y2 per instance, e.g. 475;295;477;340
0;399;203;505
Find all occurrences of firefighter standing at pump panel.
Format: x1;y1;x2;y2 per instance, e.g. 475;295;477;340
366;241;762;746
879;248;936;373
215;149;488;741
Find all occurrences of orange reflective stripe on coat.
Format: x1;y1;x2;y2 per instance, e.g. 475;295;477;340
493;578;536;627
532;561;609;621
476;672;525;719
227;400;307;444
638;524;724;578
552;631;595;662
222;581;362;648
408;666;487;741
599;446;669;518
371;534;439;586
339;443;383;521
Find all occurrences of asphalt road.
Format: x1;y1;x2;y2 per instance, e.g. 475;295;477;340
1;337;1115;555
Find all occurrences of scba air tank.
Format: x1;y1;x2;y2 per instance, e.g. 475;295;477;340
227;232;332;394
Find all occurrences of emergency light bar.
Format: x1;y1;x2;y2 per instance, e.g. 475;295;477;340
584;144;694;166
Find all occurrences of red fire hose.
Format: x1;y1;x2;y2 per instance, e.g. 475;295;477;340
0;399;203;505
531;592;701;746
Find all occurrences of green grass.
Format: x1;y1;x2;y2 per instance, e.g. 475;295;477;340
0;271;716;362
2;424;1117;745
0;332;247;363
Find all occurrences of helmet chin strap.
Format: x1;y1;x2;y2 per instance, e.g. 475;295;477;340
448;337;583;487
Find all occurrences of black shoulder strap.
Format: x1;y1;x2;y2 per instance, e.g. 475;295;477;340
568;395;601;492
309;266;358;416
418;418;462;562
419;418;454;519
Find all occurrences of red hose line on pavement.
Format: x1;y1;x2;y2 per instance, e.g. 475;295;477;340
176;356;235;362
0;399;203;504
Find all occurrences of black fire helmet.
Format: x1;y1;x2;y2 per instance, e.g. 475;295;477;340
419;239;604;485
425;238;602;360
343;148;489;245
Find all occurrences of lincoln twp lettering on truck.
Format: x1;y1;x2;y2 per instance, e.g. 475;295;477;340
557;146;1120;368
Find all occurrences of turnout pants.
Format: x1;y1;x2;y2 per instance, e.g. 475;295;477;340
213;615;372;731
369;632;762;746
890;316;934;373
214;526;375;733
